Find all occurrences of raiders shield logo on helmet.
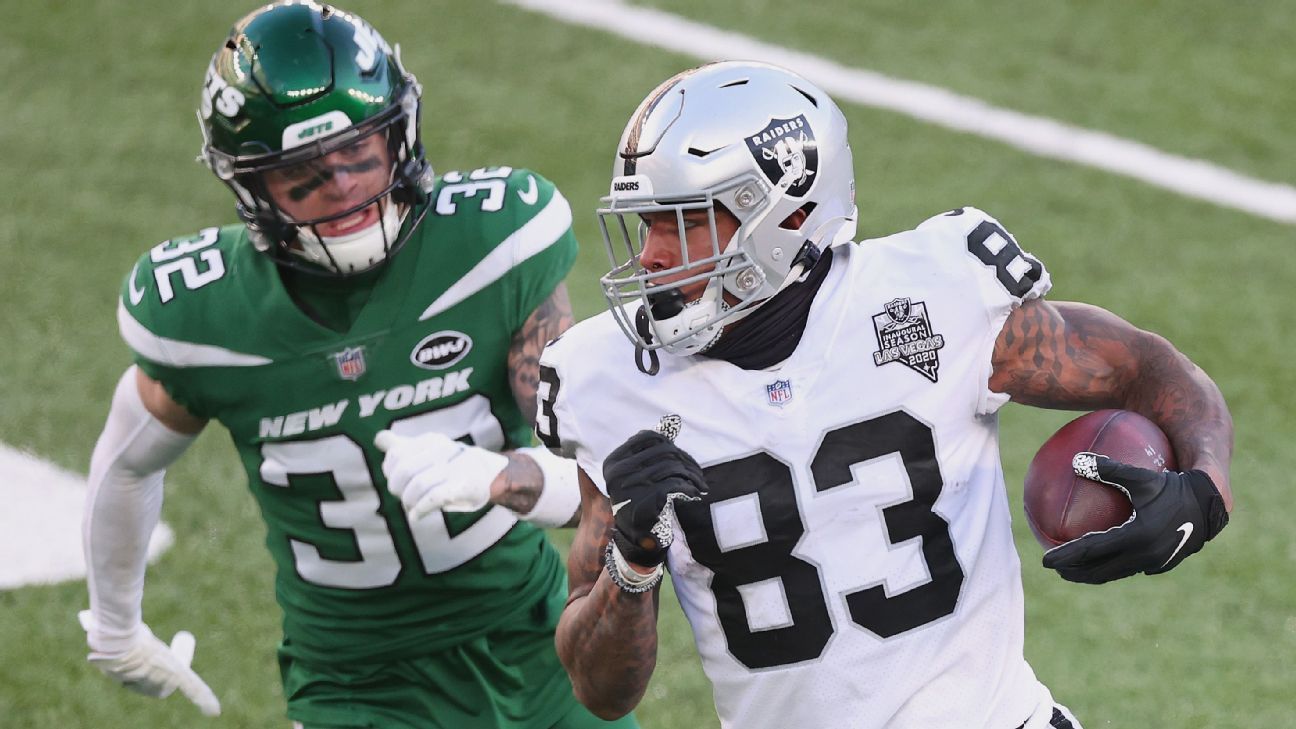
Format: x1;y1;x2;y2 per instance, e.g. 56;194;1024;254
745;114;818;197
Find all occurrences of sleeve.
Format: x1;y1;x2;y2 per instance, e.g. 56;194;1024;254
917;207;1052;415
84;366;198;648
113;225;271;421
538;335;619;497
116;255;217;420
502;170;578;332
132;359;212;421
535;334;580;459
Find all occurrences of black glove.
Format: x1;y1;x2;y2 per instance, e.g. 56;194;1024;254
1043;452;1229;584
603;430;707;567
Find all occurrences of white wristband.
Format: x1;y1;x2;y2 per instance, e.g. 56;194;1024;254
514;446;581;527
606;541;664;593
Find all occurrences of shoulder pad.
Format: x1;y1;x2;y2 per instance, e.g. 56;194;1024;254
118;225;271;368
915;206;1001;237
122;226;243;314
432;166;559;218
536;313;622;456
915;206;1049;302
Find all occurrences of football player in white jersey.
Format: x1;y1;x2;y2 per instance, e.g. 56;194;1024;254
536;62;1233;729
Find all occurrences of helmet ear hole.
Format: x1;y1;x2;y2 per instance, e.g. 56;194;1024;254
779;202;816;231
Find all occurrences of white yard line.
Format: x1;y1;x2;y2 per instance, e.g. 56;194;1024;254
504;0;1296;225
0;442;172;589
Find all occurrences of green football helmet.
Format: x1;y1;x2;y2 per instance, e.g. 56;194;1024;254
198;1;434;275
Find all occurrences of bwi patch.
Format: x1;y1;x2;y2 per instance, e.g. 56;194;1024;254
871;297;945;382
332;346;367;381
766;379;793;406
745;114;818;197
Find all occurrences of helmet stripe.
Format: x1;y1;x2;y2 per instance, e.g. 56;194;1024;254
620;66;705;176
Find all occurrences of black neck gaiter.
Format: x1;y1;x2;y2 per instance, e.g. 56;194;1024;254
701;246;835;370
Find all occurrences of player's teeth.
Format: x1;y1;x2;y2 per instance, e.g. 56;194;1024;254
336;212;367;231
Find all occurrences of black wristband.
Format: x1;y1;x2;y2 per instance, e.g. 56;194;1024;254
1185;469;1229;541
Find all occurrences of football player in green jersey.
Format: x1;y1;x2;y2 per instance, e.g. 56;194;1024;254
79;3;636;728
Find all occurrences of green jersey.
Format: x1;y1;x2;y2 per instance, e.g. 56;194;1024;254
118;167;576;665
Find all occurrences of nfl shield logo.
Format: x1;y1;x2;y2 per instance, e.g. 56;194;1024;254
766;379;793;407
332;346;366;381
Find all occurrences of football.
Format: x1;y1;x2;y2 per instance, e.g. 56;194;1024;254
1022;409;1177;548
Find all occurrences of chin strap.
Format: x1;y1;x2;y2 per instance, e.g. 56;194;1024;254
633;306;661;376
788;240;822;282
291;198;405;274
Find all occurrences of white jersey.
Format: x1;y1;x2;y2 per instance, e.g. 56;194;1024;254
539;208;1055;729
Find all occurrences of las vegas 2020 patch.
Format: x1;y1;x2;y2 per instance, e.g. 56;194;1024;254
871;297;945;382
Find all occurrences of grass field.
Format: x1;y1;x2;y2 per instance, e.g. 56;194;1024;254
1;1;1293;727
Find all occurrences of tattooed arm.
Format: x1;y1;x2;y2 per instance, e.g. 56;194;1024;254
989;299;1233;509
374;285;578;525
482;284;577;519
508;283;575;429
556;469;660;719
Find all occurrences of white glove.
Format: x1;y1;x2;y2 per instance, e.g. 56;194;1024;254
77;610;221;717
375;430;509;521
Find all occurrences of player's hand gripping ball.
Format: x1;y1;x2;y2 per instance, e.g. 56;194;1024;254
1023;409;1174;547
1025;410;1228;584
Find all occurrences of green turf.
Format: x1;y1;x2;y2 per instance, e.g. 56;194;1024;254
630;0;1296;190
1;1;1291;727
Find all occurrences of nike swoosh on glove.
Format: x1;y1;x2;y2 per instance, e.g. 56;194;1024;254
1042;452;1228;584
603;429;707;568
78;610;221;716
375;429;508;520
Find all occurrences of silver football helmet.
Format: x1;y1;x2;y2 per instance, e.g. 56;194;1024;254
599;61;857;355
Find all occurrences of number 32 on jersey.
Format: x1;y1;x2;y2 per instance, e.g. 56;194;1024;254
133;227;227;305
